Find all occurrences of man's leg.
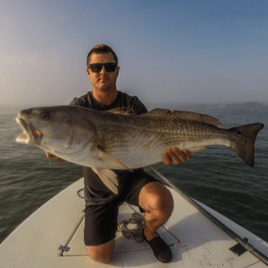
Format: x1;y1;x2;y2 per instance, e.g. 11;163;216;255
84;203;118;263
138;181;174;262
139;181;174;239
86;239;115;263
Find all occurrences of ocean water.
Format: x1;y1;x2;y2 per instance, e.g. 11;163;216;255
0;102;267;244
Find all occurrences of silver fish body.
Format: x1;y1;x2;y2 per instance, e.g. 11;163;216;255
16;105;264;169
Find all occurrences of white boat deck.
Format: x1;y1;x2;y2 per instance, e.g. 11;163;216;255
0;178;267;267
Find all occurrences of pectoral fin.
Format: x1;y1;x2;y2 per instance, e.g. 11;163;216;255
92;167;119;194
96;146;133;171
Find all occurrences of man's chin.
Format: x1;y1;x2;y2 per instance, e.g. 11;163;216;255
98;84;113;92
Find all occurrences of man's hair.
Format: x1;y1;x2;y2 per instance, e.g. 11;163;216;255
86;44;118;67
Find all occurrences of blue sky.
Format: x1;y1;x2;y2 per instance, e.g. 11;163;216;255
1;0;268;106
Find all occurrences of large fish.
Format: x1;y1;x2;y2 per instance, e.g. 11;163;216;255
16;106;264;193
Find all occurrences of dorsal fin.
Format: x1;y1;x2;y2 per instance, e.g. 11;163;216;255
142;108;222;127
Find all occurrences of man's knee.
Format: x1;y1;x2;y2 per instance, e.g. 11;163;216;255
153;187;174;220
86;239;115;263
139;182;174;217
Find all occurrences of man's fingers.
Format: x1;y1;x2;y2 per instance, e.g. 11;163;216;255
163;149;173;165
45;152;53;158
168;147;182;164
163;148;182;165
182;149;191;160
45;151;65;162
172;147;191;161
163;147;191;165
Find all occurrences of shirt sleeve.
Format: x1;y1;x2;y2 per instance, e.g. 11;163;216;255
69;94;88;107
130;96;148;115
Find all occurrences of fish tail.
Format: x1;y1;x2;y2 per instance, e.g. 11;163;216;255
229;123;264;167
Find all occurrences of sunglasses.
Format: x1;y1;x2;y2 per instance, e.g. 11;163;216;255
88;63;118;73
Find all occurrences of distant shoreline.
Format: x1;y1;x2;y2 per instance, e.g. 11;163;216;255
145;101;268;110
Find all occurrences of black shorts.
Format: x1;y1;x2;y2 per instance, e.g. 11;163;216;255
84;169;158;246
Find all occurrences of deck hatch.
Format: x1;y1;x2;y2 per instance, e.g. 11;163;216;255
229;238;248;256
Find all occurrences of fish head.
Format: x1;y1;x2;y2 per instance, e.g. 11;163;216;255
16;108;47;146
15;106;98;156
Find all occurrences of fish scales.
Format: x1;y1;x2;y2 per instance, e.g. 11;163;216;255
89;113;165;167
15;105;264;171
87;111;235;169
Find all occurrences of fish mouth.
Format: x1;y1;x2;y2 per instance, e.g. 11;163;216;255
16;116;43;145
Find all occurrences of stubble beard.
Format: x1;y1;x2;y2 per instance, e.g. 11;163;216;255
97;81;115;93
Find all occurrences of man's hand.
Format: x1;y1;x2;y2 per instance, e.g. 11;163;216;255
163;147;191;165
45;152;65;163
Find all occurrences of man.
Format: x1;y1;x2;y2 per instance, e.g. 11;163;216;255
47;44;190;263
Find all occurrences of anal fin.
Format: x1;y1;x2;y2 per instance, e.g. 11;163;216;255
92;168;119;194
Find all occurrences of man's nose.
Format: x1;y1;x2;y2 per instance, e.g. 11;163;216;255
100;65;107;74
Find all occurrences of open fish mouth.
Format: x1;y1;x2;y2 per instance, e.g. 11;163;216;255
16;116;43;145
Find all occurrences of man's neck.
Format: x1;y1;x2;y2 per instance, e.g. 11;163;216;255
92;88;118;105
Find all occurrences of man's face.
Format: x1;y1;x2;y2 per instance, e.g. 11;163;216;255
87;52;119;92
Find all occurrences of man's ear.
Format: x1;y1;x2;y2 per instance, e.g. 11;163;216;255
116;66;120;76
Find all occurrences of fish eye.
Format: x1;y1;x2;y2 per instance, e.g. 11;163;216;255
41;112;50;120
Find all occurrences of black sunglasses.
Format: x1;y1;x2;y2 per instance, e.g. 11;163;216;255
88;63;118;73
